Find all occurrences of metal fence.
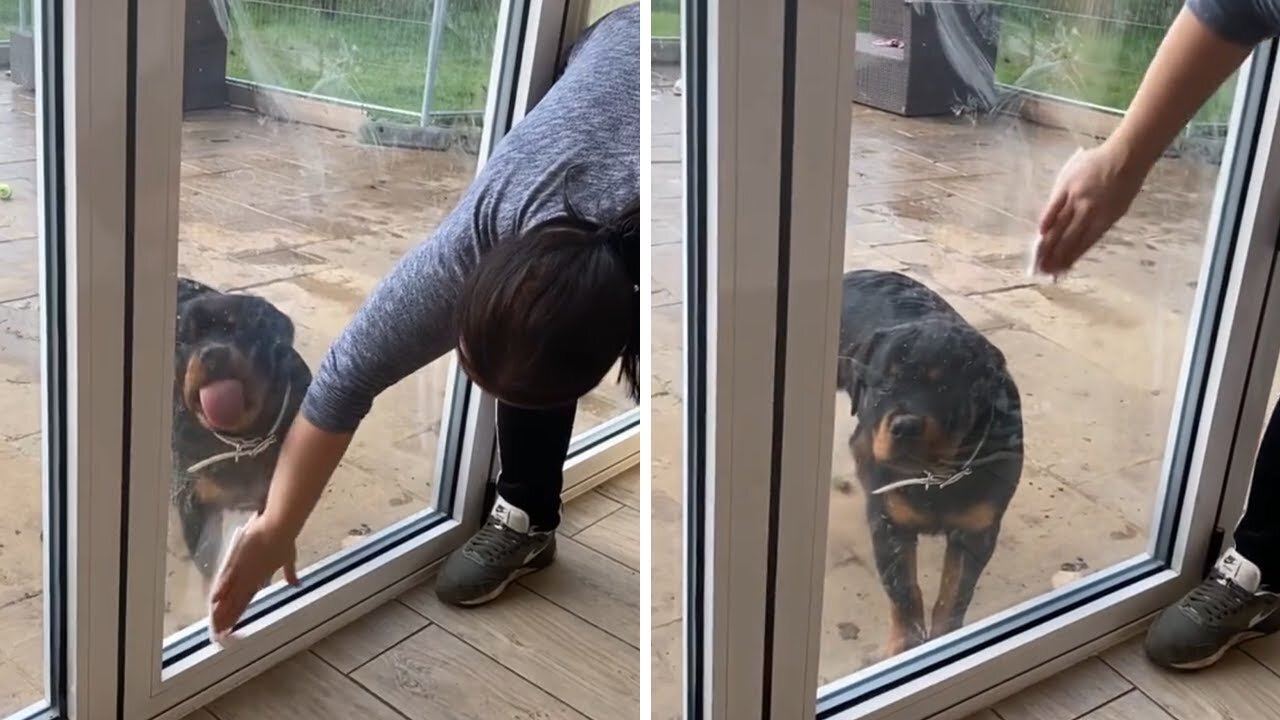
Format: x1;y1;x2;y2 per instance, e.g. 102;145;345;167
647;0;1221;121
992;1;1193;115
224;0;498;121
927;0;1227;121
1;0;1225;125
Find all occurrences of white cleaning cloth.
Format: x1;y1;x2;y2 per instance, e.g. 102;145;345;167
1026;146;1084;281
208;522;247;648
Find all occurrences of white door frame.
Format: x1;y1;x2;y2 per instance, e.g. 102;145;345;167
38;0;638;717
685;1;1280;718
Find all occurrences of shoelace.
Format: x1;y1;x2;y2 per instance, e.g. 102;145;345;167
1187;574;1254;623
469;518;530;564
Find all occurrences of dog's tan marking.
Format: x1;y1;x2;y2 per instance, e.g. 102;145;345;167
885;559;925;656
872;416;895;462
883;491;932;529
193;475;226;504
849;430;879;496
931;542;965;637
921;415;962;466
886;608;911;657
944;501;997;533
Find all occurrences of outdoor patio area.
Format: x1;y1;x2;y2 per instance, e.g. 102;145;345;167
649;67;1261;715
0;78;634;713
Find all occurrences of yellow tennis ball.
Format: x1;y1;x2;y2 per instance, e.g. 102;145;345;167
0;183;10;201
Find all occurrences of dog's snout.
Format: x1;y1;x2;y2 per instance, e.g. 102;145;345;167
199;345;233;372
890;414;924;439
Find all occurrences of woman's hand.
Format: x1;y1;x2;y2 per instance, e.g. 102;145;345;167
1034;143;1147;276
1034;7;1255;276
206;417;354;639
208;513;300;639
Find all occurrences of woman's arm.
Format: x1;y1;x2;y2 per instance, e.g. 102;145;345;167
259;416;353;538
263;0;641;537
1106;6;1253;177
1034;1;1274;274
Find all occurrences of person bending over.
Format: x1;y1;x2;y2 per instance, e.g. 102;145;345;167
208;2;640;635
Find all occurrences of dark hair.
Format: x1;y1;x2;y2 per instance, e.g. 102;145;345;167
455;179;640;409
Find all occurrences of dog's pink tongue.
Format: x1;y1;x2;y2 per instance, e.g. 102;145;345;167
199;379;245;430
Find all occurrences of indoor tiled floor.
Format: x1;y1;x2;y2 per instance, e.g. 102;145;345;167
970;632;1280;720
184;468;640;720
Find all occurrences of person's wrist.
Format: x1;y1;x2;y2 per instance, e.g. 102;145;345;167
258;504;303;542
1102;132;1159;181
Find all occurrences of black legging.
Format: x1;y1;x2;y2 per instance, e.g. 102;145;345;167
1235;400;1280;586
493;400;577;530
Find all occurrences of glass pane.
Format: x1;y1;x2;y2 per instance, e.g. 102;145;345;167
820;1;1240;683
572;0;642;445
569;6;641;439
164;0;516;636
0;0;46;712
651;19;682;720
0;0;31;34
572;359;636;439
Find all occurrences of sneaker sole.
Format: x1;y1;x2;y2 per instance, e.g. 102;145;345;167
449;565;543;607
1162;629;1267;670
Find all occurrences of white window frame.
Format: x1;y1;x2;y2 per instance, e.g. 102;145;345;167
685;1;1280;718
40;0;639;718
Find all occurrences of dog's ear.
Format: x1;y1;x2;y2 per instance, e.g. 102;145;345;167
248;296;295;347
836;355;859;414
176;278;217;307
981;365;1018;417
836;329;885;416
971;340;1013;414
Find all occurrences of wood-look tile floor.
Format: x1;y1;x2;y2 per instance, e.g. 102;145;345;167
188;470;640;720
971;631;1280;720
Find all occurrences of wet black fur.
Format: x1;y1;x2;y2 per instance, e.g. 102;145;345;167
837;269;1023;649
172;277;311;579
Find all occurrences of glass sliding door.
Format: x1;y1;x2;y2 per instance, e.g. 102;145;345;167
0;0;63;715
0;14;44;715
683;0;1280;718
91;0;640;716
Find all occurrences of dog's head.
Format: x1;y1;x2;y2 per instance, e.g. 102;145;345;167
175;287;296;436
839;319;1011;473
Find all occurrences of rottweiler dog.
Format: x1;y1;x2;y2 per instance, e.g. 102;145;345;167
172;278;311;582
836;269;1023;656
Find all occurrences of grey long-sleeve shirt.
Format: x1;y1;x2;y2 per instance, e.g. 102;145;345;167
1188;0;1280;45
302;3;640;433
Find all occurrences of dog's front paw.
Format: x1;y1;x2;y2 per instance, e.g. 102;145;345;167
885;619;926;657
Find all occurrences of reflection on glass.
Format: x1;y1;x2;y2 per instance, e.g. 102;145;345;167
0;0;46;712
651;50;683;720
821;0;1237;682
162;0;629;636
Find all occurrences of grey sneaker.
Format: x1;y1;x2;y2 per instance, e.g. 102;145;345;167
1145;548;1280;670
436;496;556;607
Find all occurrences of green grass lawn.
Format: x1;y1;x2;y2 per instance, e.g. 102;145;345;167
4;0;1225;128
652;9;679;38
993;9;1232;125
225;4;496;115
652;0;679;37
645;2;1225;126
0;0;22;34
